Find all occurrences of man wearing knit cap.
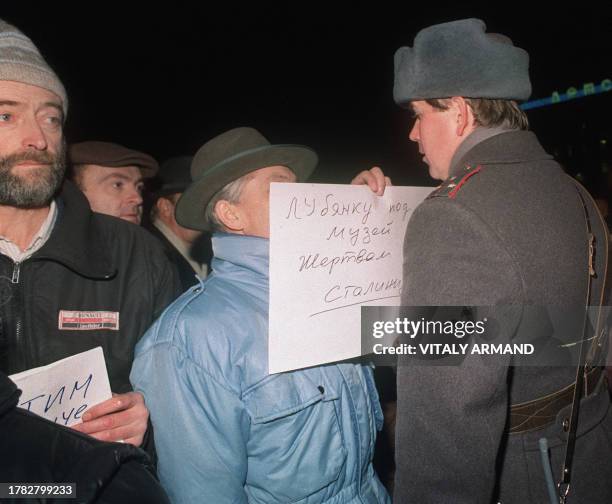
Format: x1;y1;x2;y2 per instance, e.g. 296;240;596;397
69;141;158;225
367;18;611;503
0;19;178;451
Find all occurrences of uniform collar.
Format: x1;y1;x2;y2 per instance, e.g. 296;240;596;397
449;126;510;175
449;129;553;180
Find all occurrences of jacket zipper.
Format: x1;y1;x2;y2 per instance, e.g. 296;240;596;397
11;260;25;370
12;261;20;284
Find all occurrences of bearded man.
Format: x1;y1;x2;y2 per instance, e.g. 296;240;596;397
0;19;178;448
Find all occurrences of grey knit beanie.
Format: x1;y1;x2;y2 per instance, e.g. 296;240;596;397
0;19;67;114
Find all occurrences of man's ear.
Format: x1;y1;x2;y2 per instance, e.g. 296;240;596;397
450;96;474;137
157;197;173;219
214;200;245;233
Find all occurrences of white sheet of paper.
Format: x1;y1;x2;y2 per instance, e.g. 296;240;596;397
9;347;112;427
269;183;431;373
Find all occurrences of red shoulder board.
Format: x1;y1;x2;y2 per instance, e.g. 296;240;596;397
449;165;482;199
426;165;483;200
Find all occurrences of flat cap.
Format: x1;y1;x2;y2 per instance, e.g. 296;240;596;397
68;141;158;177
393;18;531;106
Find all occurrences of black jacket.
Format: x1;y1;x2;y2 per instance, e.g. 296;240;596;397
146;223;201;291
0;182;180;393
0;372;170;504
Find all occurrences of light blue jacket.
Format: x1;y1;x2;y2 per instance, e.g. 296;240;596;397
131;234;391;504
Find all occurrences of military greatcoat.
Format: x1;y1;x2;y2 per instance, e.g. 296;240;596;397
395;129;611;503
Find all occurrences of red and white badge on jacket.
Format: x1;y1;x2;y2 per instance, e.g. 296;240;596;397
58;310;120;331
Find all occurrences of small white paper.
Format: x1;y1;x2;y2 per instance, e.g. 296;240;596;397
269;183;431;373
9;347;112;426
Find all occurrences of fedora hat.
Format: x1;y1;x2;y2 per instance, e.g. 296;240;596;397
176;127;318;231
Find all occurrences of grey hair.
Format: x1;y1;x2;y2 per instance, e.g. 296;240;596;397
204;174;250;232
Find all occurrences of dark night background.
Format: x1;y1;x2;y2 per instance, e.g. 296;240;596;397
2;5;609;489
3;5;611;193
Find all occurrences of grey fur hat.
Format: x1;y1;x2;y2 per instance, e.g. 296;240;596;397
393;18;531;106
0;19;67;114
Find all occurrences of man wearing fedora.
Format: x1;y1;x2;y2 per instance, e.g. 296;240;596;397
0;19;178;450
68;140;158;225
379;18;611;503
131;127;391;503
147;156;210;291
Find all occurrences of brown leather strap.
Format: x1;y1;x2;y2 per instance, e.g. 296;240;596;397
508;367;603;434
558;183;605;502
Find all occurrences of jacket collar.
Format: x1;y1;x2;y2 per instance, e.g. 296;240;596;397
449;125;510;172
153;219;204;276
211;233;269;279
33;181;116;279
449;129;553;180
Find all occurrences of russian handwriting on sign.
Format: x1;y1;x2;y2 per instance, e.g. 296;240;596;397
9;347;112;426
298;248;392;275
269;183;431;373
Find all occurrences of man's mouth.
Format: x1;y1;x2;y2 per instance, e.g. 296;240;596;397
121;214;140;224
14;162;51;169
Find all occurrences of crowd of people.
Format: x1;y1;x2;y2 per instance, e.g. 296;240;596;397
0;16;610;504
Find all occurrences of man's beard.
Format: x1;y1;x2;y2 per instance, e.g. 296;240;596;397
0;141;66;208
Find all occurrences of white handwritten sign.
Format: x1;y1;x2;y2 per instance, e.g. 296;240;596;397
269;183;431;373
9;347;112;426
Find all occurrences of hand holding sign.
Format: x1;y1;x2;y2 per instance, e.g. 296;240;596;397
9;347;112;427
350;166;392;196
72;391;149;446
269;182;431;373
10;347;148;447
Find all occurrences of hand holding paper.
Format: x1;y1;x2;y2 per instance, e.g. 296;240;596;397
350;166;392;195
269;182;431;373
9;347;148;447
72;391;149;446
9;347;112;427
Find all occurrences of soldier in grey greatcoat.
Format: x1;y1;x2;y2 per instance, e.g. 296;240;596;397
388;18;611;504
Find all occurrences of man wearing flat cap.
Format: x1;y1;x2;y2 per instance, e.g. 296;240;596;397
379;18;611;503
147;156;209;291
0;19;178;450
69;140;158;225
131;127;391;504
